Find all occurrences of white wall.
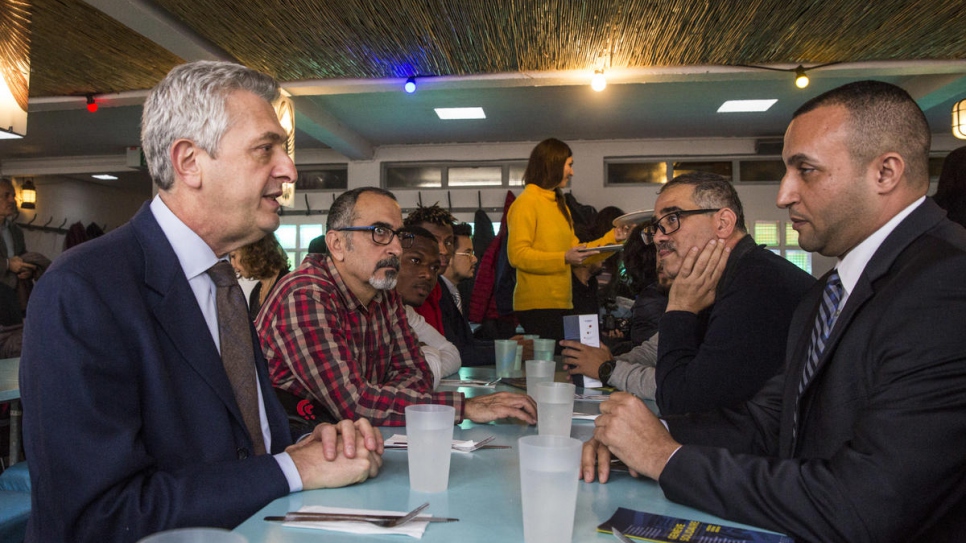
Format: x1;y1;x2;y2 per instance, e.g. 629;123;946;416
18;132;960;274
15;176;151;260
293;136;842;275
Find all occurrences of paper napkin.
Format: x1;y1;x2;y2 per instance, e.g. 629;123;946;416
282;506;430;539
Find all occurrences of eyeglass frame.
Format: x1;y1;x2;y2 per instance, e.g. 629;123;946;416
334;225;415;248
453;249;476;258
641;208;721;244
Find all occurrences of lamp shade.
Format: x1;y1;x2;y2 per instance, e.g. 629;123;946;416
20;178;36;209
954;99;966;140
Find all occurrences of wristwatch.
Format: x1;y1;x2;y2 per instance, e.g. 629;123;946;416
597;359;615;385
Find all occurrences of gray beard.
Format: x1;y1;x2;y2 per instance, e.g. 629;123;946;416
369;270;398;290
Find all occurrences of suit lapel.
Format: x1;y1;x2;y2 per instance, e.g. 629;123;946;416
131;205;246;429
789;199;945;439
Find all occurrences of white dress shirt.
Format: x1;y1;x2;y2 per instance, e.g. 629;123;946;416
405;305;462;388
150;196;302;492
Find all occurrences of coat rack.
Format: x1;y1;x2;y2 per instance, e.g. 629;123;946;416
16;215;108;235
276;189;508;218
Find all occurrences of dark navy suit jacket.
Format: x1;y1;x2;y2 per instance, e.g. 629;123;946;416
663;199;966;542
20;203;292;542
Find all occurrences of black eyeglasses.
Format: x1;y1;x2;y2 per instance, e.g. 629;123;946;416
334;225;415;248
641;208;720;244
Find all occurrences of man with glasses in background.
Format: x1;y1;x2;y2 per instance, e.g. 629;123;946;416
583;80;966;543
257;187;536;428
563;172;813;415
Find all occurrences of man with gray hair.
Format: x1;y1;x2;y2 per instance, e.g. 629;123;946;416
583;81;966;543
258;187;537;428
564;172;814;414
20;61;382;543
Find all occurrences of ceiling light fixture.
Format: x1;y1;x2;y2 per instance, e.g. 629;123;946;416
92;174;118;180
591;70;607;92
404;76;417;94
736;62;839;89
86;94;98;113
19;178;36;209
794;66;809;89
434;107;486;120
954;99;966;140
718;99;778;113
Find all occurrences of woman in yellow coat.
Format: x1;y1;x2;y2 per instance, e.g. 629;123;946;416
507;138;623;347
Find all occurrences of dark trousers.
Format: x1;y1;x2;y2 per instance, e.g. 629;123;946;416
515;309;570;355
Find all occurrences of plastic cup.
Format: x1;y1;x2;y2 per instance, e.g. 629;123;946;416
137;528;247;543
531;339;556;361
405;404;455;492
513;344;524;376
522;334;540;340
518;435;583;543
525;360;556;398
534;382;575;437
494;339;518;378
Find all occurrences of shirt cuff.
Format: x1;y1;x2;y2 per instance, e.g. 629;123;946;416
274;451;303;493
659;419;682;465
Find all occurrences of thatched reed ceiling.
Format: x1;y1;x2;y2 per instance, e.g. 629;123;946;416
26;0;966;98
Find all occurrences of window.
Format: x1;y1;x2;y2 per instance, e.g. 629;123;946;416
383;161;527;189
276;223;326;267
753;220;811;274
605;158;787;185
295;165;348;191
607;161;668;185
739;160;786;182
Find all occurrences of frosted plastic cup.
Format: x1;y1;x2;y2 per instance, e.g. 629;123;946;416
525;360;556;397
137;528;247;543
522;334;540;340
405;404;456;492
535;382;575;437
518;435;583;543
531;339;556;361
495;339;518;378
512;344;524;376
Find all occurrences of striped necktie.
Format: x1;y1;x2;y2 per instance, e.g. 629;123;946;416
207;261;266;455
793;270;844;441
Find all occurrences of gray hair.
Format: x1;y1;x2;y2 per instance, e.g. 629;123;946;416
326;187;398;230
141;60;280;190
660;171;747;233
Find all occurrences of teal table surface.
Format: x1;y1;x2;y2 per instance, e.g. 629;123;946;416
233;366;777;542
0;357;19;403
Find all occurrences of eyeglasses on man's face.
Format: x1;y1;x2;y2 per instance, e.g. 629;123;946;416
641;208;720;244
453;249;475;258
335;225;415;249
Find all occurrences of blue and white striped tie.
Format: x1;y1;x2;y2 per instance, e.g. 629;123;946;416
793;270;843;440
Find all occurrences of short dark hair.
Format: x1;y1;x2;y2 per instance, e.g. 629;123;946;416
793;80;931;189
452;223;473;237
404;203;455;228
327;187;397;230
399;225;438;246
660;171;747;233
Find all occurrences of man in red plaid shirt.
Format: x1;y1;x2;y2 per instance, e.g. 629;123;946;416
257;187;537;427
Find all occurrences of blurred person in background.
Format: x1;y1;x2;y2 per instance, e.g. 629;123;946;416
231;233;290;320
507;138;626;347
932;145;966;228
